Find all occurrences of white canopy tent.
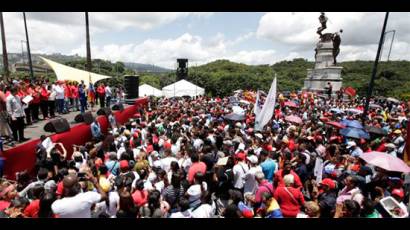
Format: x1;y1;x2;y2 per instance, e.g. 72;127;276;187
162;79;205;98
40;56;111;87
139;84;163;97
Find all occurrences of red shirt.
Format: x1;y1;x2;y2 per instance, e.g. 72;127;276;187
71;85;79;98
274;170;303;189
274;186;305;217
32;87;41;104
0;200;10;211
255;180;275;204
64;85;71;98
24;199;40;218
40;87;50;101
187;162;207;184
132;190;148;207
97;86;105;96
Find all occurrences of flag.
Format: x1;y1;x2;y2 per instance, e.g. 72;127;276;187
254;77;277;131
254;90;262;117
404;120;410;165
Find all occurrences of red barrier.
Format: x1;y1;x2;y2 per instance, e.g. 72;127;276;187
2;98;148;180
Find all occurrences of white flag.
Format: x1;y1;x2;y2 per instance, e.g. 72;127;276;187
254;77;277;131
254;90;262;117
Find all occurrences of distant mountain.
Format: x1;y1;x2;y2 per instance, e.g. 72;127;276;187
123;62;172;73
1;53;172;73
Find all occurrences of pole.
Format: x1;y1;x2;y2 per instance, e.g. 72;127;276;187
85;12;92;72
387;30;395;62
23;12;34;82
362;12;389;123
21;40;25;64
0;12;10;82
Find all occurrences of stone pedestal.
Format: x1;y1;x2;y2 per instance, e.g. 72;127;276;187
303;37;343;92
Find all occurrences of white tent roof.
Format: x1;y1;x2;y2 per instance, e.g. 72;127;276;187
139;84;163;97
40;56;111;87
162;79;205;98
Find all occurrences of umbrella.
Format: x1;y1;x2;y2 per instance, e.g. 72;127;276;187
320;117;330;122
284;101;298;108
387;97;400;104
359;152;410;173
285;115;303;124
340;127;370;139
365;125;388;136
342;119;364;129
346;108;363;114
344;87;357;97
369;104;382;109
223;113;245;121
330;108;344;114
326;121;346;129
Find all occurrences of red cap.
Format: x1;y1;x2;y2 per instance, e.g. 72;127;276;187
242;209;254;218
320;178;336;190
119;160;129;169
247;128;254;133
164;141;172;150
360;138;366;144
146;145;154;154
133;132;139;138
392;188;404;199
236;152;246;161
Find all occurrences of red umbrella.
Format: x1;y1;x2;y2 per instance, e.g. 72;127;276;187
285;115;302;124
319;117;330;122
326;121;346;129
284;101;298;108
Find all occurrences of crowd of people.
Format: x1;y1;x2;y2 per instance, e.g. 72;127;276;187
0;77;124;146
0;87;409;218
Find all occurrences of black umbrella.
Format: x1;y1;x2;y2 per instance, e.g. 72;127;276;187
223;113;245;121
365;125;388;136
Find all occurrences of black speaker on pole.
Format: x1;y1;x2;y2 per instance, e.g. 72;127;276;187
44;118;71;134
74;111;94;125
176;58;188;81
123;75;139;105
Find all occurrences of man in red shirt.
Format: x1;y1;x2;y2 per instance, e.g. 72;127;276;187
30;84;41;122
187;153;206;184
97;83;106;108
274;161;303;190
64;82;72;112
40;84;50;120
274;174;305;217
71;82;79;111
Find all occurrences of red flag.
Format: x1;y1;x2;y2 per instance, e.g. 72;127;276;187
344;87;356;97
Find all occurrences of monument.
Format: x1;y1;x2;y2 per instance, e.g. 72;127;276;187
303;13;343;92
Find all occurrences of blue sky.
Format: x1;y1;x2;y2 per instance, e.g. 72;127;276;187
2;12;410;68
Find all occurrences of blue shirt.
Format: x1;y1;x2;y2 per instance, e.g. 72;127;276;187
261;158;276;182
105;160;119;176
91;122;102;138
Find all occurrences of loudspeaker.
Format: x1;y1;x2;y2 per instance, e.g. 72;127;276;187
74;111;94;125
111;103;124;111
97;107;112;116
44;118;71;134
176;59;188;80
123;75;139;99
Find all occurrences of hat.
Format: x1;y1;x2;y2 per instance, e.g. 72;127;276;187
346;141;356;149
320;178;336;190
247;128;254;133
237;143;245;151
391;188;404;199
385;143;396;149
393;129;402;134
255;133;263;139
145;145;154;153
164;141;172;150
247;155;258;164
236;152;246;161
119;160;129;169
235;122;242;128
131;122;137;126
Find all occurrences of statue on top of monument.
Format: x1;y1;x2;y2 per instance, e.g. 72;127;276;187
332;29;343;65
317;12;328;37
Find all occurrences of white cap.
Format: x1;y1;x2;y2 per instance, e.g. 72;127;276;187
236;122;242;128
238;143;245;151
255;133;263;139
346;141;356;149
385;143;396;149
247;155;258;164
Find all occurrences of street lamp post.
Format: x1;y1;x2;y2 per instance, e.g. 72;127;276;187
23;12;34;82
362;12;389;123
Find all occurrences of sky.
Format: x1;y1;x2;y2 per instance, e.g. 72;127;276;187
1;12;410;69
